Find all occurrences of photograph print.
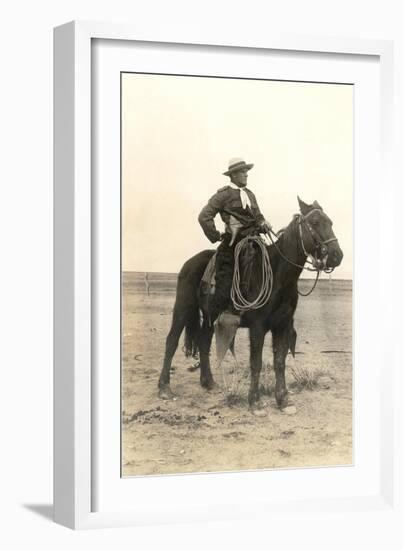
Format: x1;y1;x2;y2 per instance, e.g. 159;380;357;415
121;72;352;476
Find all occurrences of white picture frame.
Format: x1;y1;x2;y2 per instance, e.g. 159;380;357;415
54;21;398;530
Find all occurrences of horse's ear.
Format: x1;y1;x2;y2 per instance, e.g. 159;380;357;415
297;196;310;215
313;200;323;210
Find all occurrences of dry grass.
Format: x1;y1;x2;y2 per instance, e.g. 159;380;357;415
220;362;250;405
224;392;249;407
289;364;327;391
220;356;330;402
221;360;275;406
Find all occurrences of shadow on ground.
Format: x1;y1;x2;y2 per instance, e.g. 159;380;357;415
23;504;53;522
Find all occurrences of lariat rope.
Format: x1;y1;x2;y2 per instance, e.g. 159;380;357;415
231;236;274;311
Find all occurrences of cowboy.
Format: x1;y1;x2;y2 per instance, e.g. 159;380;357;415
198;158;272;317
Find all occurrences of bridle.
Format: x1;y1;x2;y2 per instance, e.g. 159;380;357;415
266;208;338;296
298;208;338;273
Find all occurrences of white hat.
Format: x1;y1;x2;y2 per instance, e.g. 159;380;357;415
223;157;254;176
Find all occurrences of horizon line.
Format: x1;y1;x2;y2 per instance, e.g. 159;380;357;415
123;270;352;280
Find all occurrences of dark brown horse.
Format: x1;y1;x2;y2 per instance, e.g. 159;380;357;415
158;197;343;412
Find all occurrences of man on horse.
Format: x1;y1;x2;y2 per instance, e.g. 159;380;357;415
198;158;272;324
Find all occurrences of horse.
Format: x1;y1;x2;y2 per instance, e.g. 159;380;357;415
157;197;343;413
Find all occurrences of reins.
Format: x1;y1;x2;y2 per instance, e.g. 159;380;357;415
297;269;320;297
265;229;320;296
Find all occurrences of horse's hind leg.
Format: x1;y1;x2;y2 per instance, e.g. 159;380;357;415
158;310;187;400
198;318;216;390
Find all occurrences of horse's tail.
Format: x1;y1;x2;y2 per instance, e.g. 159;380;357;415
183;303;201;358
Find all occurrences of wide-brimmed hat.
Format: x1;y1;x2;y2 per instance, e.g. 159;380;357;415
223;157;254;176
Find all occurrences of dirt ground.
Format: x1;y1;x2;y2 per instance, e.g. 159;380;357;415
122;274;352;476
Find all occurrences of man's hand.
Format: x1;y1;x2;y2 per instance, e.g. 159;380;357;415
260;220;273;234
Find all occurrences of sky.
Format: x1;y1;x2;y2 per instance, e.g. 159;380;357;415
122;73;353;278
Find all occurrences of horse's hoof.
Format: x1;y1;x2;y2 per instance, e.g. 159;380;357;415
281;405;297;415
249;400;268;416
275;391;289;409
201;380;219;392
250;407;267;417
158;386;176;400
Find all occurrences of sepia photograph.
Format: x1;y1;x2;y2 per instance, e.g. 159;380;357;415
121;72;353;476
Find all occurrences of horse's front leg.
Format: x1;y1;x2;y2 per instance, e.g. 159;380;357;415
272;327;290;408
248;324;265;413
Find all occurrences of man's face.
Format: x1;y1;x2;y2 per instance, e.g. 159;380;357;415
231;169;249;188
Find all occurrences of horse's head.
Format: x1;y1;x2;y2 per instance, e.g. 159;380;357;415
297;196;343;270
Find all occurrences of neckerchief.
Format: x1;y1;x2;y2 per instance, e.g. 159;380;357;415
229;183;252;210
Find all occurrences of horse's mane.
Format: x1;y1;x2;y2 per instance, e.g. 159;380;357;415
267;214;300;255
276;213;300;239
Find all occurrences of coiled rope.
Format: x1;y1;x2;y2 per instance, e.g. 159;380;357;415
230;236;273;311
